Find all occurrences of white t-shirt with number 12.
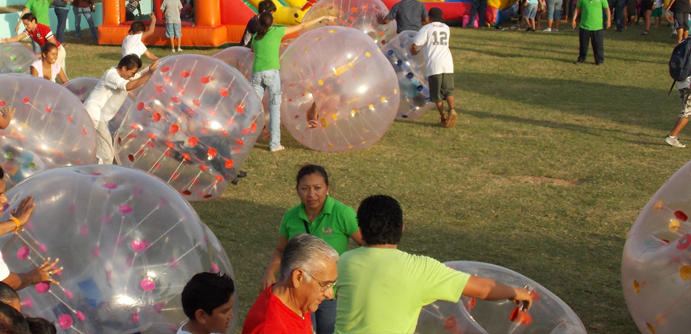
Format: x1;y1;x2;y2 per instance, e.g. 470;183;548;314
413;22;454;77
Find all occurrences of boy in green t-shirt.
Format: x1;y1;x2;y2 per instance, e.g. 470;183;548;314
572;0;611;65
334;195;533;334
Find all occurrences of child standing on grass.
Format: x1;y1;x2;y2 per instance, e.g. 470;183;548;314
122;14;159;61
665;73;691;147
161;0;183;52
523;0;542;31
411;7;457;128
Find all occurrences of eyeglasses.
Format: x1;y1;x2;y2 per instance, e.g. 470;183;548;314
302;270;337;292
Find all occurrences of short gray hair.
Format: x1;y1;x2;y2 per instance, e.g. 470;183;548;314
279;234;339;282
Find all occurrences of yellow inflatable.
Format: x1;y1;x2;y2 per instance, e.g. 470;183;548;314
247;0;315;25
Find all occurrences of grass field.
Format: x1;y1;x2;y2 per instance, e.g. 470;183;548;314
50;22;686;333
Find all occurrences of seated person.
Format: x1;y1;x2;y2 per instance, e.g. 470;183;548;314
30;43;68;84
0;282;19;311
0;106;15;129
0;301;29;334
335;195;534;333
0;167;62;292
178;272;235;334
244;234;338;334
25;317;56;334
123;14;159;61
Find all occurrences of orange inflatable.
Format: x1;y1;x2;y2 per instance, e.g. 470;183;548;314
98;0;298;47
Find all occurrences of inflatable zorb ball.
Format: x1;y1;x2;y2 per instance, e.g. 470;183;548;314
280;27;399;151
114;55;264;201
302;0;397;47
212;47;270;140
63;77;133;137
622;161;691;334
381;30;434;120
0;74;97;187
0;165;238;334
416;261;586;334
0;43;37;74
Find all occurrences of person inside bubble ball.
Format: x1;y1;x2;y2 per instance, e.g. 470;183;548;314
251;12;337;152
335;195;534;334
84;55;158;164
259;165;362;334
178;272;235;334
305;80;342;129
30;43;68;84
0;167;63;292
246;234;339;334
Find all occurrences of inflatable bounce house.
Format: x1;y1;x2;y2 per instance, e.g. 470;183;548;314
381;0;518;27
98;0;314;46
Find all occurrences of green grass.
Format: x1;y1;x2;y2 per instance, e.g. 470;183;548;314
55;23;684;333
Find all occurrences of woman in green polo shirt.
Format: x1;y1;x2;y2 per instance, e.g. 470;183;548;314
251;12;335;152
260;164;363;334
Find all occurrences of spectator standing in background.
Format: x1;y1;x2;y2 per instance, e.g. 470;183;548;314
376;0;430;33
72;0;98;40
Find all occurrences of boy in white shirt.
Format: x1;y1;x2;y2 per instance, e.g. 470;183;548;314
122;13;159;61
84;55;158;164
411;7;457;128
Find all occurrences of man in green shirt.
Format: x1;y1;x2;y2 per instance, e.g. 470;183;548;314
335;195;534;334
572;0;611;65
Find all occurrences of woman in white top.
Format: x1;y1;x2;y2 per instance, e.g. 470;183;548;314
30;43;68;84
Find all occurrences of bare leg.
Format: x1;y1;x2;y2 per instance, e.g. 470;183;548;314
548;19;553;29
678;29;684;44
644;9;652;31
169;38;175;50
445;95;457;128
177;37;182;49
669;117;689;137
555;19;560;29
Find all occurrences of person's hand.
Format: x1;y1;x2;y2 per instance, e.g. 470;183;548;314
1;106;15;120
29;257;63;285
321;15;337;22
150;12;156;20
572;20;577;29
259;273;276;293
511;287;533;311
10;196;35;227
376;13;385;24
606;19;611;29
0;38;6;43
149;60;159;72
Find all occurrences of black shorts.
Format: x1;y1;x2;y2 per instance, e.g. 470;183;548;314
675;12;690;31
428;73;454;103
642;0;654;11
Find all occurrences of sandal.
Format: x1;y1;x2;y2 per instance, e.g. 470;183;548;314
641;30;649;35
439;116;448;127
446;109;457;128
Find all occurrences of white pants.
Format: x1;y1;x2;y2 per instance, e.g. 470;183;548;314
96;120;114;164
57;45;67;79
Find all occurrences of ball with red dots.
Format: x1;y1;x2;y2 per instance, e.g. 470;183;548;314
622;161;691;334
64;76;133;138
416;261;586;334
0;74;97;188
280;26;400;151
114;55;264;201
0;165;238;333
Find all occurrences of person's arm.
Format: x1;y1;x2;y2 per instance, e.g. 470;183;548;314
411;43;420;55
46;35;58;46
260;235;289;293
666;0;675;10
30;65;39;77
284;15;337;35
571;6;581;28
350;229;363;245
15;7;30;33
605;5;611;28
141;13;157;39
57;67;68;84
462;276;533;310
0;106;15;129
125;61;158;91
2;257;63;291
377;12;391;24
0;196;35;235
1;32;29;44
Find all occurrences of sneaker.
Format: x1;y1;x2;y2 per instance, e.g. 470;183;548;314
553;28;559;32
171;49;176;53
543;28;552;31
446;109;458;128
665;135;686;147
177;48;183;52
270;145;285;152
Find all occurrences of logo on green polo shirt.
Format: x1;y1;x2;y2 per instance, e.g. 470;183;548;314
322;227;333;234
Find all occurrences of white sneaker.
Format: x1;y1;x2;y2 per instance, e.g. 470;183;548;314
665;135;686;147
543;28;552;32
171;49;176;53
177;48;183;52
270;145;285;152
553;28;559;32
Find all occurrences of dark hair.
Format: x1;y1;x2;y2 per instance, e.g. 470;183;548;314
0;167;4;179
296;164;329;188
20;13;36;23
25;318;56;334
129;21;146;34
428;7;444;22
0;283;18;307
0;302;29;334
117;54;143;71
258;0;277;13
357;195;403;245
40;42;58;56
255;11;274;40
181;272;234;320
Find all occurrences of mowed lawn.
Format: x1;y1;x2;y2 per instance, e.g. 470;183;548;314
55;22;683;333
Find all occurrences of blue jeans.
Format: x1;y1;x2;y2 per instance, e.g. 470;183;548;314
311;298;337;334
54;7;69;44
467;0;488;27
251;69;282;150
73;6;98;39
609;0;627;30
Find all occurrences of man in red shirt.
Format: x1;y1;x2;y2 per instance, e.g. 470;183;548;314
1;13;67;76
243;234;338;334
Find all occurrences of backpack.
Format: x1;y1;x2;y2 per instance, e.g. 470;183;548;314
668;38;691;94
